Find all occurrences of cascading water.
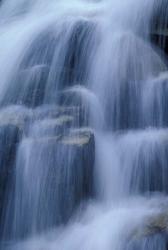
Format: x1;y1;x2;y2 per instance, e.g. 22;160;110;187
0;0;168;249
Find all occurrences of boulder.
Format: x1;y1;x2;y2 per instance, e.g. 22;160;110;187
132;210;168;240
126;209;168;250
4;128;95;238
0;101;95;239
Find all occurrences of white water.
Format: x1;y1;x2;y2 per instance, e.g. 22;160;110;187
0;0;168;249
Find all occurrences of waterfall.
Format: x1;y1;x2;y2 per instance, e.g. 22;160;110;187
0;0;168;249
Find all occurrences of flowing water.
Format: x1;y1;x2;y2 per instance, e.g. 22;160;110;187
0;0;168;249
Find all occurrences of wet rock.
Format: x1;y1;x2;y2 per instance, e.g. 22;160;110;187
58;128;95;222
21;27;60;68
0;109;25;230
34;105;80;119
31;115;75;138
151;1;168;31
126;232;168;250
126;210;168;250
0;102;94;239
61;128;94;145
151;30;168;56
6;128;95;238
58;20;96;88
18;20;96;105
44;20;95;94
120;128;168;194
132;211;168;239
0;124;22;226
48;115;74;125
150;1;168;56
33;104;87;129
33;105;81;127
1;64;49;108
142;74;168;128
